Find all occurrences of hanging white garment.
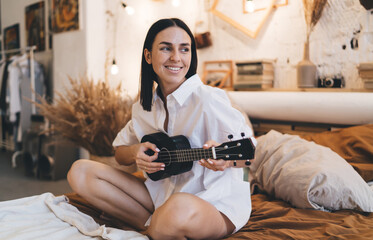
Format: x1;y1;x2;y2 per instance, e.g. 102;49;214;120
7;54;45;142
7;56;22;123
17;53;45;110
17;54;45;135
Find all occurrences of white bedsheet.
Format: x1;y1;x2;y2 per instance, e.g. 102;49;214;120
0;193;148;240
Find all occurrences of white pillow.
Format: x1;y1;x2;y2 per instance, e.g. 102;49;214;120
249;130;373;212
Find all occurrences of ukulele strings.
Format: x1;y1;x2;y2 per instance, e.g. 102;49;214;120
155;145;239;156
155;145;243;162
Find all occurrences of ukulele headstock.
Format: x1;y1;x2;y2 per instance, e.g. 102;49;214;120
215;137;255;160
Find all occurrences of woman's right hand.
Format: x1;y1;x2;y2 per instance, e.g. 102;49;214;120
198;140;231;171
134;142;164;173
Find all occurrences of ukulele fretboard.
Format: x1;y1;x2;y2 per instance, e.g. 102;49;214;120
158;148;213;163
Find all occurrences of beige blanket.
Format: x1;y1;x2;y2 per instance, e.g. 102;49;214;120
0;193;148;240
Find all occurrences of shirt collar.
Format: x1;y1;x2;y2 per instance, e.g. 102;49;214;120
169;74;202;106
153;74;202;107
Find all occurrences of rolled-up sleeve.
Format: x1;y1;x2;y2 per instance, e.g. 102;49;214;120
112;120;138;148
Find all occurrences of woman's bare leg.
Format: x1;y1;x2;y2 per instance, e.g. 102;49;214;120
67;159;154;230
146;192;235;240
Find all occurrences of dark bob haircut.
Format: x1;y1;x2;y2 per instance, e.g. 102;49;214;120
139;18;198;111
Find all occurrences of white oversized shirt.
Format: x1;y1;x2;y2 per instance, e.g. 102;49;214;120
113;74;255;231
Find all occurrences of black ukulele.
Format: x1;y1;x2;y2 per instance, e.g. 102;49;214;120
141;132;255;181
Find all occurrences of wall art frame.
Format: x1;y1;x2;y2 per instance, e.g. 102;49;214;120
242;0;288;14
51;0;80;33
25;1;46;51
3;23;20;59
202;60;234;89
210;0;277;39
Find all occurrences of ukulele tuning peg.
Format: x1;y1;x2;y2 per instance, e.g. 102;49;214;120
228;134;233;141
241;132;245;138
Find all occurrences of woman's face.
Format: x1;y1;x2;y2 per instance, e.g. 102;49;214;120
144;26;192;94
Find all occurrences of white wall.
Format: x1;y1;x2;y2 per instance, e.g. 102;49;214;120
106;0;199;96
52;0;106;93
107;0;373;95
85;0;105;84
2;0;372;98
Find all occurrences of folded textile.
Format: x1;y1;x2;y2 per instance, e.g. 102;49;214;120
0;192;148;240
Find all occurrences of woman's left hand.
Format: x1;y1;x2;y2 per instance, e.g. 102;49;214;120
198;140;231;171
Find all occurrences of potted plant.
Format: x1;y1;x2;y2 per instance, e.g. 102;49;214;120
35;73;135;172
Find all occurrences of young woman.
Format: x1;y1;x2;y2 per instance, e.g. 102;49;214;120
68;18;255;240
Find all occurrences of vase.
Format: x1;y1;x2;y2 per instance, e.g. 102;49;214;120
297;41;317;88
90;154;138;173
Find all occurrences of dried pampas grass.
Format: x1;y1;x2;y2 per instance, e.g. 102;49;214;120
35;76;133;156
302;0;328;39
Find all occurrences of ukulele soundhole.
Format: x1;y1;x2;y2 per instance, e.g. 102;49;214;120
160;147;172;166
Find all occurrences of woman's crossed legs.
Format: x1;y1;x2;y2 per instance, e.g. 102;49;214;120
68;160;234;240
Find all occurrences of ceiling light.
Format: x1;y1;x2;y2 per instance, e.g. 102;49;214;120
172;0;180;7
245;0;255;13
111;59;119;75
122;2;135;15
125;5;135;15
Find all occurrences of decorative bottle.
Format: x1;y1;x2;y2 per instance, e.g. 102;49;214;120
297;41;317;88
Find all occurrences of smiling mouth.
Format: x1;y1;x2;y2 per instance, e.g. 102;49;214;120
165;66;182;71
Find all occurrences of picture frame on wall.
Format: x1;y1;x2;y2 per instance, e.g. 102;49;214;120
0;2;2;60
48;0;53;48
242;0;288;14
25;1;46;51
0;40;2;61
3;24;20;59
202;60;234;89
0;1;2;34
51;0;80;33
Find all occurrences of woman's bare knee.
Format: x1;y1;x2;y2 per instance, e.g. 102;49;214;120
159;193;199;224
148;193;233;240
67;159;95;193
147;193;201;239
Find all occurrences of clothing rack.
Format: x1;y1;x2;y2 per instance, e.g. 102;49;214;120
1;46;37;114
0;46;37;168
2;45;37;54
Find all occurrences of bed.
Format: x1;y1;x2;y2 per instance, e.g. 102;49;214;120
1;91;373;240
